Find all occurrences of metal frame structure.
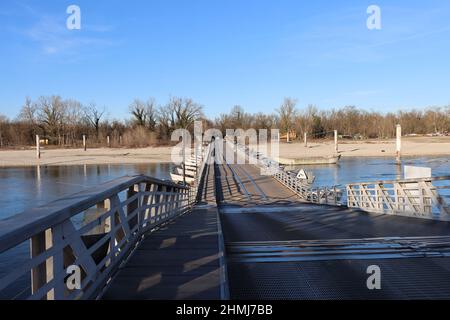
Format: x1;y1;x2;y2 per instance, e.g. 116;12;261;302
347;176;450;220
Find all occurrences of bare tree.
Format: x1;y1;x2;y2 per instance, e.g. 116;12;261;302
129;99;147;127
167;97;203;129
18;97;38;126
36;96;66;144
145;98;158;131
129;98;158;131
84;103;105;138
0;115;8;147
277;98;297;142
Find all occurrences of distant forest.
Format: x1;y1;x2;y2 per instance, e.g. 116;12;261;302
0;96;449;148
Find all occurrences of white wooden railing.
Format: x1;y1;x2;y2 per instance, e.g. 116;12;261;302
0;145;212;300
347;176;450;220
190;143;212;203
272;170;342;205
0;176;192;300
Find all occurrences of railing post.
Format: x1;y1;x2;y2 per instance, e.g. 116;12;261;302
334;186;337;205
30;229;52;299
127;185;139;231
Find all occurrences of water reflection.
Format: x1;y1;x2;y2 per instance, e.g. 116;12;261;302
286;156;449;188
0;163;173;220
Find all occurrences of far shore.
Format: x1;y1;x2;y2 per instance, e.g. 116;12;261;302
273;136;450;160
0;137;449;167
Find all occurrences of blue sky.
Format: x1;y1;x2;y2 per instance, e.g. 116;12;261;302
0;0;450;120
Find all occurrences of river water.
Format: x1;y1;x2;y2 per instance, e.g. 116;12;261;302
0;156;448;298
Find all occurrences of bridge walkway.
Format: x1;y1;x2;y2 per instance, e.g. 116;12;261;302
102;158;225;300
215;143;450;299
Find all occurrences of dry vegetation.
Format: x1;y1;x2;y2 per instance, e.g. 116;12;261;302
0;96;449;149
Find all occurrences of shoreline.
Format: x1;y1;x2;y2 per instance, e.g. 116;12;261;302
0;137;449;168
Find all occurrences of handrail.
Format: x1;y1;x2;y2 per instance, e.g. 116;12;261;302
347;175;450;220
191;143;213;203
347;175;450;186
0;175;187;253
0;145;212;300
232;142;343;206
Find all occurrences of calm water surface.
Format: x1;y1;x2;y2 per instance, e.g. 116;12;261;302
0;157;448;298
0;163;174;220
0;163;174;298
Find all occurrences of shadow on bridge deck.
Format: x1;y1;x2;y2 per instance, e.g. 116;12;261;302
213;147;450;299
102;161;225;300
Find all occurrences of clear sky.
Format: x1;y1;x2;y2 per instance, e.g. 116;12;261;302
1;0;450;120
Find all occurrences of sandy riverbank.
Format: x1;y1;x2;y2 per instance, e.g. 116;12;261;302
273;136;450;159
0;146;174;167
0;137;449;167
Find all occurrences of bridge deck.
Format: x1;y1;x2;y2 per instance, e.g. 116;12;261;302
214;143;450;299
102;162;225;300
104;143;450;300
214;144;302;206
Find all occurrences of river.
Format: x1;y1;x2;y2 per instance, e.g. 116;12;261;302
0;156;448;298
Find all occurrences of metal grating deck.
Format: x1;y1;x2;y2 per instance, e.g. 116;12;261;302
227;257;450;300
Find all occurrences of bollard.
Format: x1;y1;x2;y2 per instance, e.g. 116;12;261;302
36;135;40;159
396;124;402;163
334;130;338;153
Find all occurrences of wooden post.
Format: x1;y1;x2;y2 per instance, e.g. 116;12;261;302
287;130;290;143
182;131;186;185
30;230;53;299
83;135;87;151
36;135;41;159
107;136;110;148
396;124;402;163
304;132;308;147
334;130;338;153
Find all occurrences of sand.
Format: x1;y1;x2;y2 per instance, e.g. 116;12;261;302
274;136;450;160
0;146;174;167
0;137;449;167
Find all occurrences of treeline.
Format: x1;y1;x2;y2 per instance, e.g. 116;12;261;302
215;99;450;140
0;96;449;148
0;96;204;148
